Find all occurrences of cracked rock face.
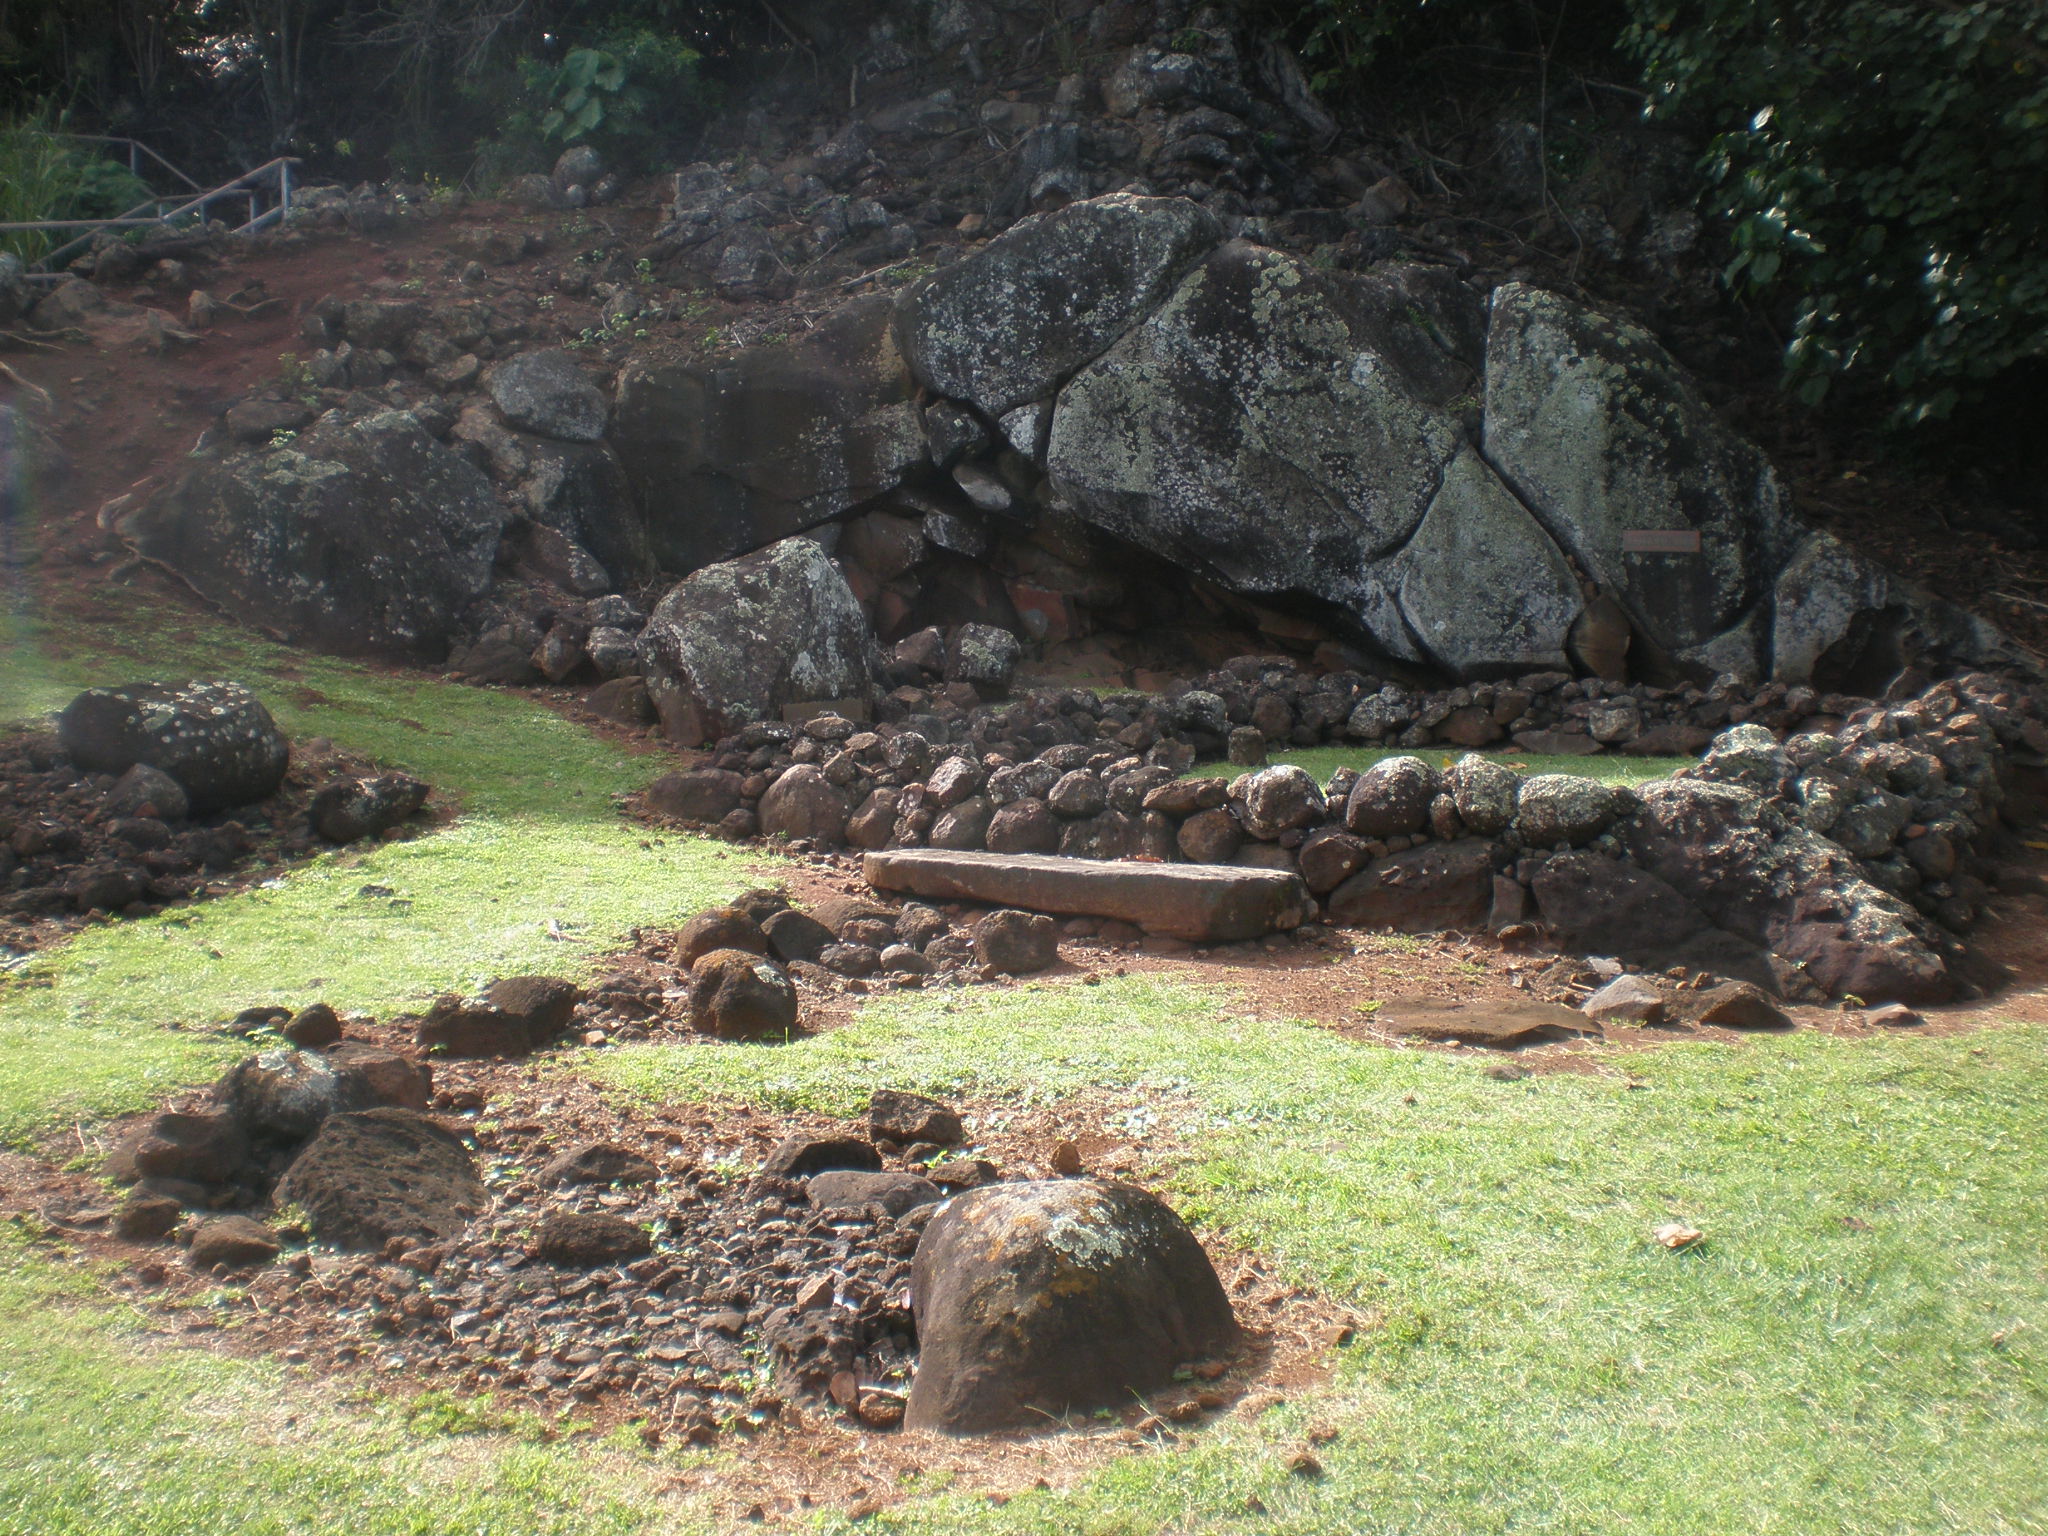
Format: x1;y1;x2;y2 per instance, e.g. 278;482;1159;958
1045;243;1470;630
883;194;2007;684
894;193;1224;417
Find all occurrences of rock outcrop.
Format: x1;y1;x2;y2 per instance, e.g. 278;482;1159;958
872;193;2007;685
125;408;509;660
612;296;925;574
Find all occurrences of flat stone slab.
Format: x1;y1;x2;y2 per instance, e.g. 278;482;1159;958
862;850;1313;943
1373;998;1590;1047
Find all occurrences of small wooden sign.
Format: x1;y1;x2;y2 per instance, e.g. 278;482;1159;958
1621;528;1703;554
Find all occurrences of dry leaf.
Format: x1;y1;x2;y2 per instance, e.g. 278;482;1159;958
1652;1222;1704;1249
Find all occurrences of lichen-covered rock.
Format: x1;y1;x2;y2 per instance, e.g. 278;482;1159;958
1047;769;1108;819
1445;754;1520;836
488;349;608;442
1482;284;1803;676
638;538;880;747
905;1178;1239;1434
59;681;289;815
896;194;1224;418
123;409;510;660
1231;764;1325;840
1514;774;1623;849
1389;448;1582;676
1620;778;1954;1003
944;623;1022;691
613;296;923;573
1047;245;1470;659
217;1048;346;1144
1769;530;2011;688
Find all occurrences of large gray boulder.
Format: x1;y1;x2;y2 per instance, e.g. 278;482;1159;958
611;295;924;574
636;537;880;746
123;410;509;660
1050;243;1467;580
1389;448;1583;675
895;194;1224;417
1482;284;1803;677
1769;530;2013;690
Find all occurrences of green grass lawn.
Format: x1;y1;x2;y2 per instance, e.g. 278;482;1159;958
2;593;2042;1535
1193;745;1697;785
0;1229;661;1536
0;593;760;1141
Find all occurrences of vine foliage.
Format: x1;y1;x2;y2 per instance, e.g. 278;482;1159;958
1627;0;2048;422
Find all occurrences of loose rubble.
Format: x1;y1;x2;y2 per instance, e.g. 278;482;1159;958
1;687;435;955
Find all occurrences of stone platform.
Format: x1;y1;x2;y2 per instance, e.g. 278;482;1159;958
862;849;1313;943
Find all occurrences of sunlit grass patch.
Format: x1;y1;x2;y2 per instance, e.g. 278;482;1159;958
0;595;765;1142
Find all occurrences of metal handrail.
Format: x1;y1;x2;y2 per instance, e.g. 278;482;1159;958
48;133;205;193
6;155;297;277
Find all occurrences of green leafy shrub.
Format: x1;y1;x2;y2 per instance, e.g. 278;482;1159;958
1627;0;2048;423
0;110;153;264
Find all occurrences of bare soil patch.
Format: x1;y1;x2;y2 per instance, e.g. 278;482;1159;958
7;1043;1351;1523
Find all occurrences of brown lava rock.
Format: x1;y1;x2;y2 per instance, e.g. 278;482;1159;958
274;1107;486;1251
534;1209;653;1267
543;1141;659;1186
762;1132;881;1178
677;906;769;965
972;909;1058;974
187;1214;281;1271
281;1001;343;1049
114;1109;248;1187
905;1178;1239;1435
868;1089;964;1146
688;948;799;1037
